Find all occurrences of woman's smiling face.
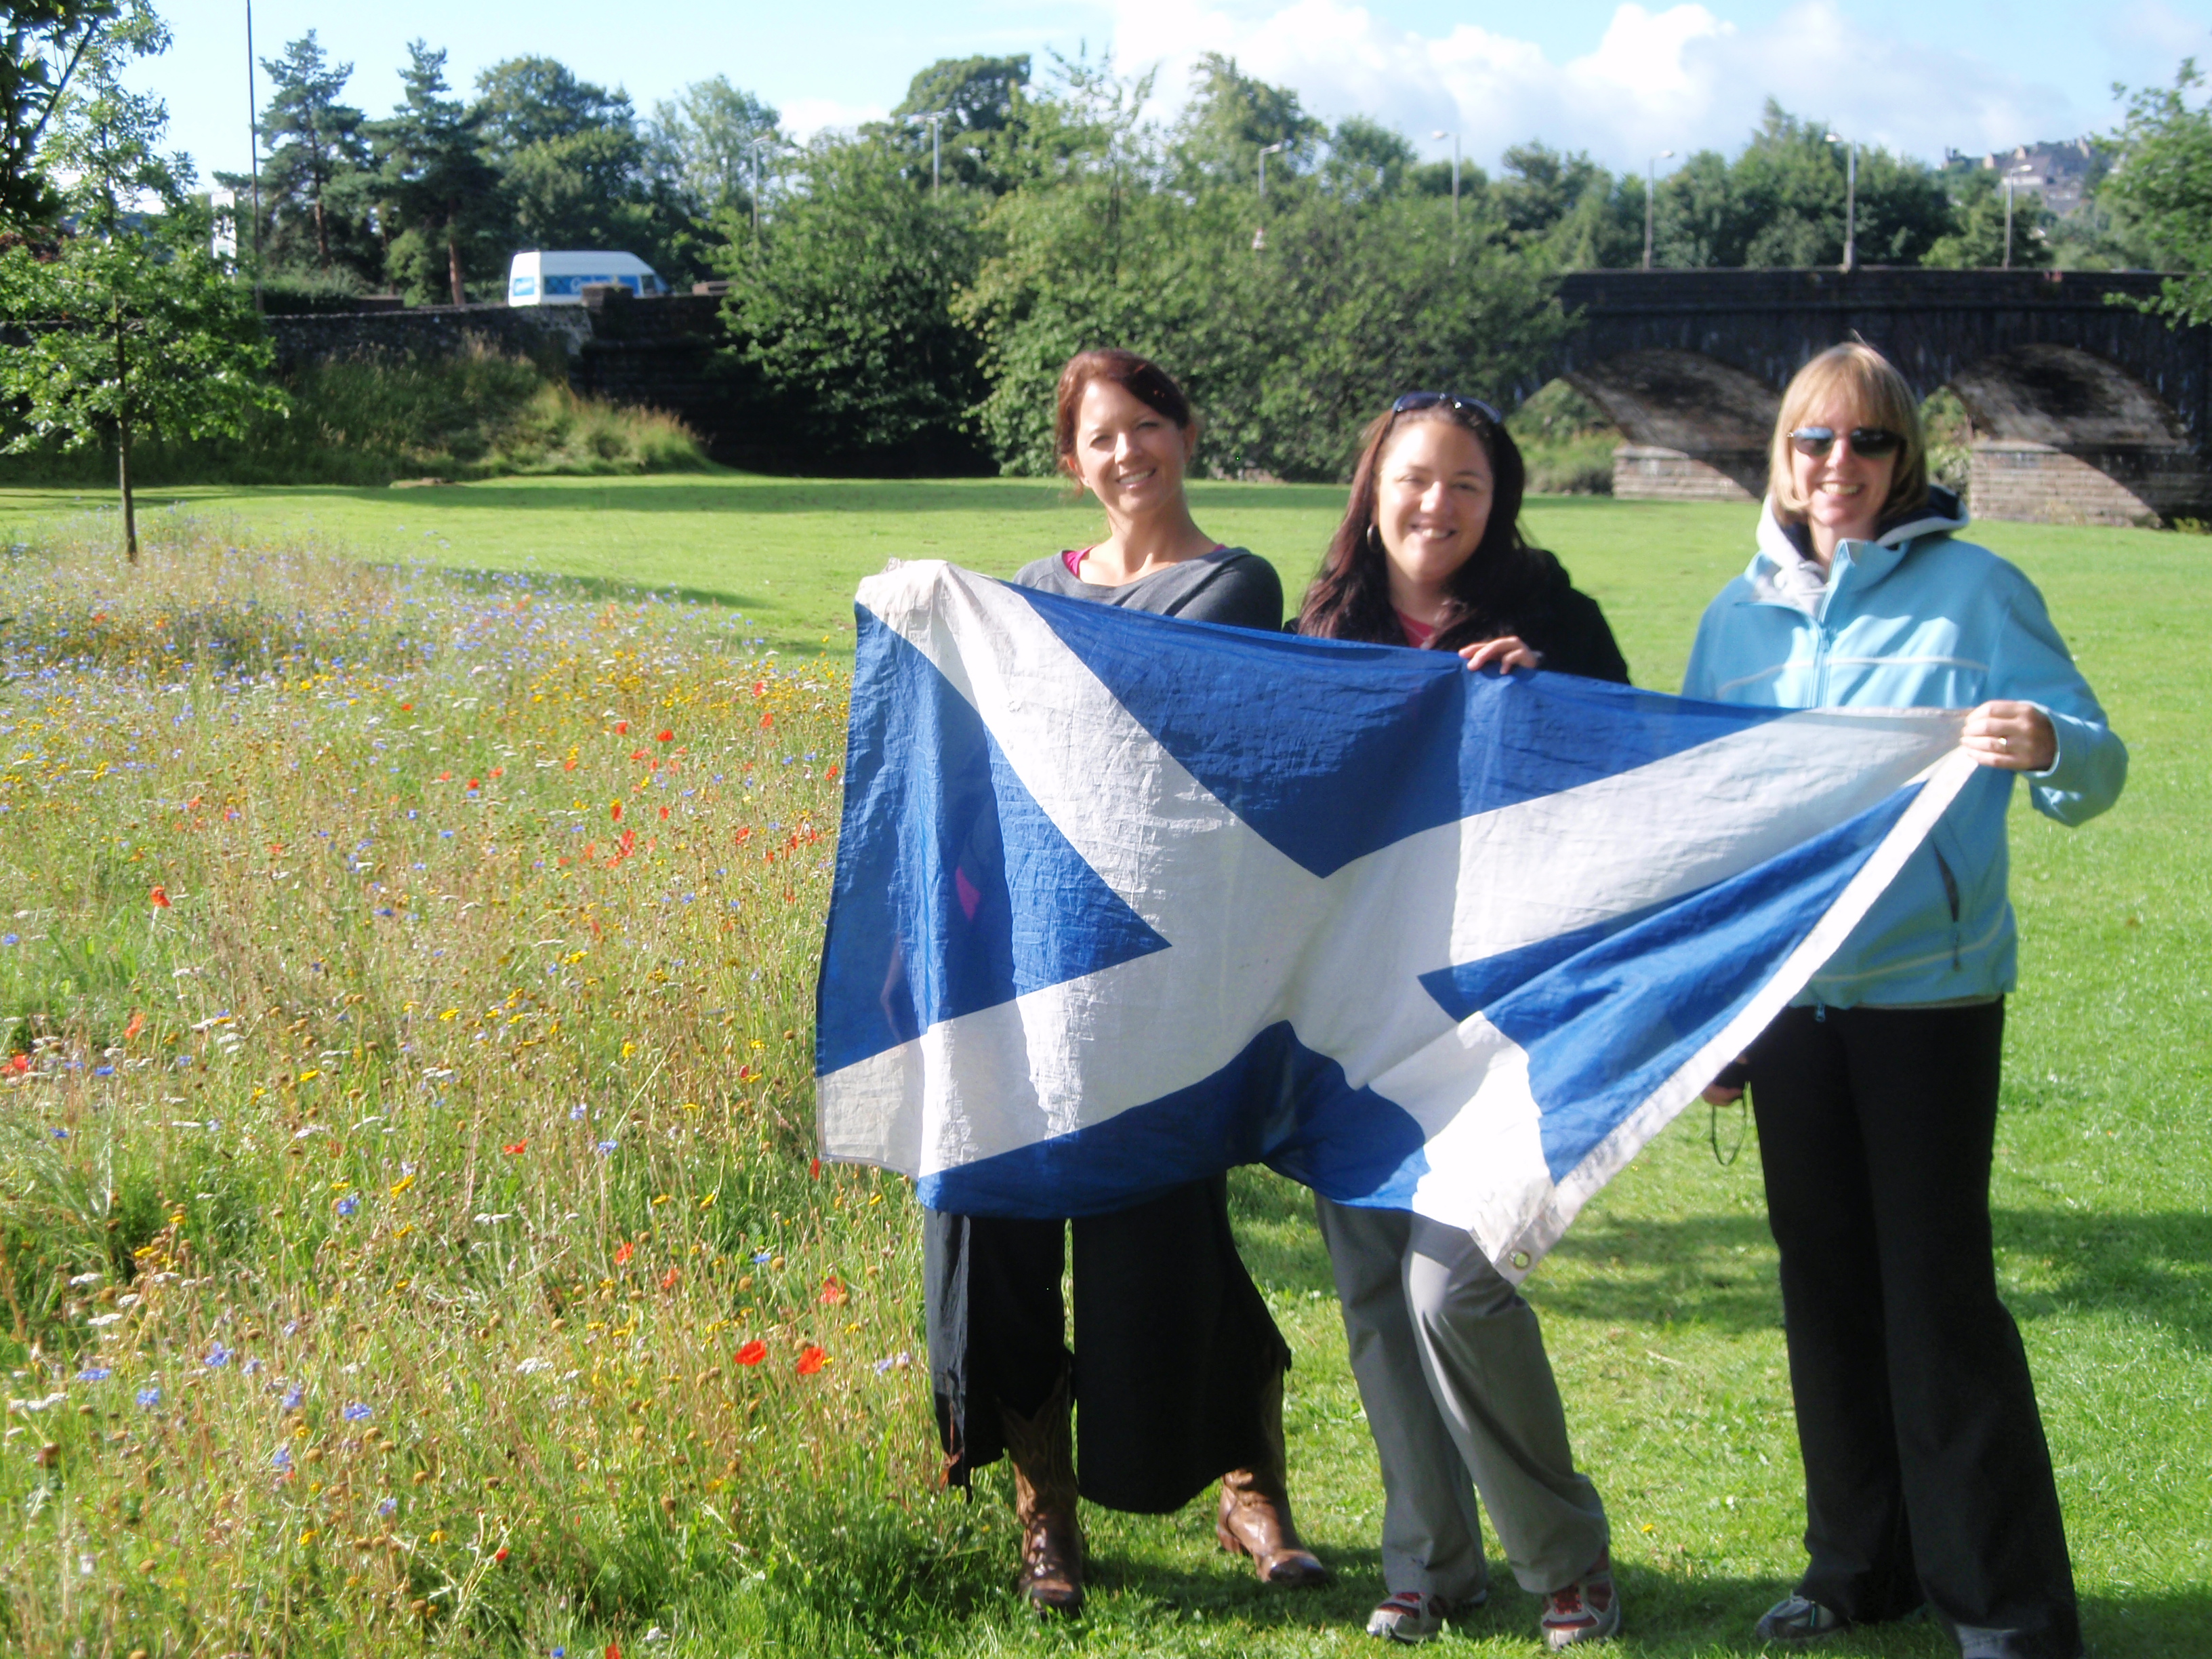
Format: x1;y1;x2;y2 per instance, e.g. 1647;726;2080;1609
1790;394;1898;550
1069;377;1193;519
1373;415;1494;610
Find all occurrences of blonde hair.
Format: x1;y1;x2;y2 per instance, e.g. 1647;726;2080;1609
1769;342;1928;524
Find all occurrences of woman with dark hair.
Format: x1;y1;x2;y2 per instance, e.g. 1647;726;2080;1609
922;348;1326;1618
1296;392;1626;1650
1687;342;2123;1659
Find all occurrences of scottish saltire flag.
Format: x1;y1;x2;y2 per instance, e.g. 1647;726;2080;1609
815;561;1973;1279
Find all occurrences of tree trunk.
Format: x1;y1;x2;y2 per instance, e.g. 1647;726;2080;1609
314;197;330;268
118;417;137;565
114;302;136;564
447;216;465;308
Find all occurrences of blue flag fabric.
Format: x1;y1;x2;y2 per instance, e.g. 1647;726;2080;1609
815;561;1972;1279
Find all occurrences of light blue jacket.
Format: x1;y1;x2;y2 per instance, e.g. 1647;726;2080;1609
1681;488;2127;1007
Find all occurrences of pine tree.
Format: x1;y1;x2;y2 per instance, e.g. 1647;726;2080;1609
369;41;499;306
256;31;370;274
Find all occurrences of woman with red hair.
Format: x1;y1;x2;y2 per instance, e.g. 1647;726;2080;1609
921;348;1326;1618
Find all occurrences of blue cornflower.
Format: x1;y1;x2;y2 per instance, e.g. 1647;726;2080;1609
335;1194;360;1218
343;1402;371;1422
205;1343;232;1368
570;1103;588;1121
272;1446;293;1471
76;1366;112;1382
283;1387;304;1410
379;1496;397;1515
136;1387;161;1409
752;1250;772;1264
595;1139;618;1156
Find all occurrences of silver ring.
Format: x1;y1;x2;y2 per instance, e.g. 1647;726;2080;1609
1998;735;2009;753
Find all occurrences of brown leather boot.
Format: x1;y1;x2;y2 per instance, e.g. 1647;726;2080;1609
999;1375;1084;1616
1216;1366;1330;1586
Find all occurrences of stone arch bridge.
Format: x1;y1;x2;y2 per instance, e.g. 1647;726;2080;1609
1536;269;2212;526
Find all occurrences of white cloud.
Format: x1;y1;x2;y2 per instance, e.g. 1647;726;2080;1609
781;97;890;140
1107;0;2084;169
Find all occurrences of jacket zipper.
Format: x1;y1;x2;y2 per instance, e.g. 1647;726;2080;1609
1932;846;1962;970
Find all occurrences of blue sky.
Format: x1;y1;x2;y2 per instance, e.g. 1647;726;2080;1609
139;0;2211;186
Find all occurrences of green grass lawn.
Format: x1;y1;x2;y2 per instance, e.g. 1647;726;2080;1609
0;480;2204;1657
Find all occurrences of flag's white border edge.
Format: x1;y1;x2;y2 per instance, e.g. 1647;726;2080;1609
1490;743;1980;1286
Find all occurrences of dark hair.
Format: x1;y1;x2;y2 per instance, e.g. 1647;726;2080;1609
1297;399;1556;650
1053;349;1196;478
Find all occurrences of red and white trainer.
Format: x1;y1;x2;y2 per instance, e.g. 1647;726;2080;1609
1541;1551;1621;1649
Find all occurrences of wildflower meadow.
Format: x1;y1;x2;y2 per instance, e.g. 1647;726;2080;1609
0;494;2203;1659
0;516;991;1656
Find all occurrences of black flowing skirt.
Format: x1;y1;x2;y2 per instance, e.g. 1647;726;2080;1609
922;1174;1292;1515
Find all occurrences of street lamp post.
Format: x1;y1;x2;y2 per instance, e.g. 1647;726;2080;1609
1824;132;1857;272
747;135;777;244
910;112;946;192
244;0;262;310
1643;149;1673;270
2003;165;2034;268
1253;140;1289;252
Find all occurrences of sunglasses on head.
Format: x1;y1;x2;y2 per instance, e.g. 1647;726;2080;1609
1790;426;1904;459
1394;390;1503;425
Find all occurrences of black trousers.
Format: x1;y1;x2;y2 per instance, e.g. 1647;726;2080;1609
1746;1002;2082;1658
922;1175;1292;1514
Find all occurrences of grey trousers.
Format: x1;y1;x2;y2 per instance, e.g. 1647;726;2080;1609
1316;1196;1609;1599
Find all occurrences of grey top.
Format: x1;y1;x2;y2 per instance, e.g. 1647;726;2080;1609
1012;545;1284;632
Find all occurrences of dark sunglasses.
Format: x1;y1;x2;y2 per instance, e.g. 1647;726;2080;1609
1394;390;1502;425
1790;425;1904;459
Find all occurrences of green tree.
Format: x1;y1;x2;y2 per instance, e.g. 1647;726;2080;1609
1652;102;1954;268
473;56;690;281
2102;61;2212;322
1;0;161;228
1491;142;1639;267
1172;52;1324;186
369;41;501;305
888;54;1031;193
0;27;281;558
646;76;779;222
958;60;1566;481
224;31;372;278
725;136;988;468
1923;165;2053;268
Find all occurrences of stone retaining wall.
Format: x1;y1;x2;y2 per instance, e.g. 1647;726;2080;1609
1611;445;1759;503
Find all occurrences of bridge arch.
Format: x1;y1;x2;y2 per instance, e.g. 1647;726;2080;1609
1535;270;2212;525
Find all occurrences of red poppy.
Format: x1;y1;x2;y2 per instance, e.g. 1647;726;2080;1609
606;1645;621;1659
148;886;171;909
797;1346;827;1376
122;1010;145;1041
758;712;773;731
751;680;765;697
658;806;670;820
817;1275;848;1307
734;1340;767;1367
493;1547;510;1564
491;767;504;778
809;1158;821;1179
614;720;629;735
629;749;646;762
467;778;481;791
614;1241;635;1267
659;1267;680;1291
398;702;413;712
5;1054;27;1075
438;771;451;782
502;1141;526;1155
610;802;623;821
656;729;674;743
826;764;840;781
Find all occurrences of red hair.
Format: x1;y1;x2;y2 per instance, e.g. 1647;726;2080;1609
1053;349;1196;478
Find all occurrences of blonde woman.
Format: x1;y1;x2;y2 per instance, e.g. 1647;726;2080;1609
1685;344;2125;1659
